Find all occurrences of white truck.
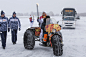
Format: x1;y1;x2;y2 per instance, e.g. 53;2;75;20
61;8;77;29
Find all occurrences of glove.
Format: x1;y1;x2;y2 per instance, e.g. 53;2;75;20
0;24;1;27
19;28;21;31
31;21;33;23
37;17;39;22
37;19;39;22
8;28;10;32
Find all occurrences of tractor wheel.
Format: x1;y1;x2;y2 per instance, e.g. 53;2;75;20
52;35;63;56
24;30;35;50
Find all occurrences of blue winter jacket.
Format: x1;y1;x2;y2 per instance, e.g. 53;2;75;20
8;16;21;30
0;16;8;31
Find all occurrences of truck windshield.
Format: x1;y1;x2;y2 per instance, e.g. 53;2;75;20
63;10;75;16
63;17;74;21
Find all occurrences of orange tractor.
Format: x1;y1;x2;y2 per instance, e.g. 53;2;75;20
23;18;63;56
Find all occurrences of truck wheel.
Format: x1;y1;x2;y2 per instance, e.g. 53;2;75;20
52;35;63;56
24;30;35;50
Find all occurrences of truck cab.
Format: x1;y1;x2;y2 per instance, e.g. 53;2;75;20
61;8;77;29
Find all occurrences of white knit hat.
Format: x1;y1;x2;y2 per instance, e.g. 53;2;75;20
43;11;47;13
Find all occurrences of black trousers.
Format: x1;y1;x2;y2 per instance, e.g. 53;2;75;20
1;31;7;47
11;30;17;43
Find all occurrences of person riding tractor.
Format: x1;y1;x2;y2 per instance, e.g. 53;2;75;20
39;16;51;46
23;15;63;56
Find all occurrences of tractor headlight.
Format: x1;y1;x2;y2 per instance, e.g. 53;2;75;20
52;29;56;33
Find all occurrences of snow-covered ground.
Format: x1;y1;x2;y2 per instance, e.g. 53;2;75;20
0;16;86;57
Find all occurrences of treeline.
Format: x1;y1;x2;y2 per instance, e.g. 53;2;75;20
6;11;86;16
16;11;59;16
77;13;86;16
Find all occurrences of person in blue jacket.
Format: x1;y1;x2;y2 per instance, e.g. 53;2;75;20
0;11;8;49
8;12;21;45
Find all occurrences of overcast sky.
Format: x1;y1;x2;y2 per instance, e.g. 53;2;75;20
0;0;86;15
